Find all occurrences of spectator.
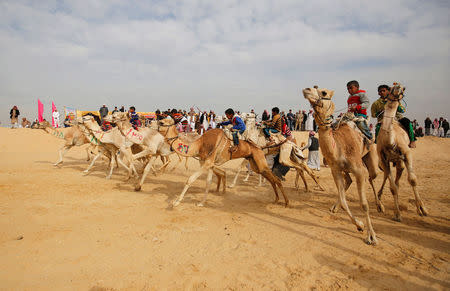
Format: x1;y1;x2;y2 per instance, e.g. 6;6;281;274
442;119;449;137
261;110;269;122
432;118;439;136
99;104;109;120
438;117;445;137
301;131;320;171
112;106;119;114
287;109;295;131
301;110;307;131
424;117;432;136
10;105;19;129
52;109;60;128
119;106;125;112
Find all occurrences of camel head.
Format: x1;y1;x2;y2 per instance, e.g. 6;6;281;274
108;112;128;123
158;118;174;127
302;86;335;127
388;82;405;101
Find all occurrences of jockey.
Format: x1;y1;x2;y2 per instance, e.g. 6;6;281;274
371;84;416;148
218;108;246;153
346;80;373;140
128;106;141;130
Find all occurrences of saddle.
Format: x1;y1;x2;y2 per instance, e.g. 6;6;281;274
334;112;373;147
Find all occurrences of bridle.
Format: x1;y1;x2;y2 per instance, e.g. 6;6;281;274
311;95;334;127
386;86;404;102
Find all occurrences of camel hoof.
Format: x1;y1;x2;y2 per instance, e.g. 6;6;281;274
273;198;279;204
172;200;181;207
134;185;142;191
356;220;364;232
228;184;235;188
365;235;378;246
106;176;111;180
377;203;385;213
284;201;289;208
418;205;429;216
393;215;402;222
330;204;339;213
196;202;205;207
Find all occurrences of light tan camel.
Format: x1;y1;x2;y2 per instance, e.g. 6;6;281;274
376;83;428;221
77;115;139;179
37;121;94;166
107;112;172;191
303;86;381;245
158;120;287;207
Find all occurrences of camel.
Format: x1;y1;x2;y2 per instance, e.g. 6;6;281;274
376;83;428;221
158;119;287;207
303;86;381;245
76;115;139;179
229;123;325;192
37;120;95;166
107;112;172;191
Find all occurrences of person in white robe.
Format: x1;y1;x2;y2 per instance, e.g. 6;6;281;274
305;110;314;131
301;131;320;171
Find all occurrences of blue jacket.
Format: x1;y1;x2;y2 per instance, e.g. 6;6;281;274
222;115;246;132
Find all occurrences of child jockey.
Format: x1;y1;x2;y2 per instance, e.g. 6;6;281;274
371;84;416;148
128;106;141;130
218;108;246;152
346;80;373;140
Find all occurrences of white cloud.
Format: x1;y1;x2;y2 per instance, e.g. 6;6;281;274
0;0;449;125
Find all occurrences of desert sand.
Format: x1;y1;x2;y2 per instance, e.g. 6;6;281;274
0;127;449;290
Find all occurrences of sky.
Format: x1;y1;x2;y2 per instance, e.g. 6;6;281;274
0;0;449;125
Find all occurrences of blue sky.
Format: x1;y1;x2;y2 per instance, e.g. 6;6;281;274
0;0;449;125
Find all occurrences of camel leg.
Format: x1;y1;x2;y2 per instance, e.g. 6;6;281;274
363;153;384;213
105;150;116;179
385;161;401;222
252;155;288;206
258;174;265;186
54;145;71;166
296;168;308;192
83;152;102;174
121;147;138;179
243;161;251;182
213;167;226;193
404;153;428;216
355;169;378;245
330;172;352;213
294;171;300;189
229;165;242;188
86;146;92;161
248;158;279;204
304;165;325;191
173;163;210;207
197;168;214;207
135;156;157;191
330;168;364;232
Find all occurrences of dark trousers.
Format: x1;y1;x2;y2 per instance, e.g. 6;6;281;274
232;130;244;145
263;128;279;138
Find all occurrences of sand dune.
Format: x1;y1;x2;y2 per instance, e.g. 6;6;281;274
0;127;449;290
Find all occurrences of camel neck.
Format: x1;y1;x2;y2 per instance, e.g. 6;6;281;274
318;126;338;162
381;99;398;132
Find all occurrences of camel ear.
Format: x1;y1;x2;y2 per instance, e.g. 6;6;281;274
329;90;335;98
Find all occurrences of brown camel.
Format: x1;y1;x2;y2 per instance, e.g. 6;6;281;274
376;83;428;221
158;120;287;207
303;86;381;245
37;121;94;166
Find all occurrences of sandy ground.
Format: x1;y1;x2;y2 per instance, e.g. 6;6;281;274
0;127;449;290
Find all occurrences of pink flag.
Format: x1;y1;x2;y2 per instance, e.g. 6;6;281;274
38;99;44;122
52;101;57;127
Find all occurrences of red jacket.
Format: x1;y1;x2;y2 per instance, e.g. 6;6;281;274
347;90;369;117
